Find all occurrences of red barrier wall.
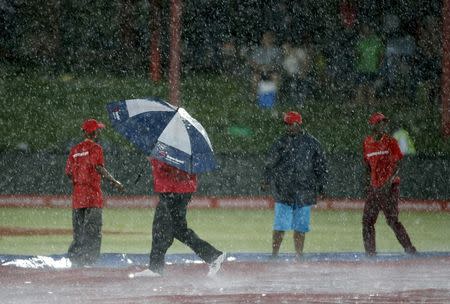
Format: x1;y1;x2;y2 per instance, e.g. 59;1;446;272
0;195;448;212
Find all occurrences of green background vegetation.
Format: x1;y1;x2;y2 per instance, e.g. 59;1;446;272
1;208;449;255
1;65;449;155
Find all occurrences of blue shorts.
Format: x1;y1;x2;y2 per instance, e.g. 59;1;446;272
273;202;311;233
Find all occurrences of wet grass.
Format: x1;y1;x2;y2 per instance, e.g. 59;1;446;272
1;208;449;255
1;65;449;154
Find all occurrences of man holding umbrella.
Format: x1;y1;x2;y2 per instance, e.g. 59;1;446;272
106;98;225;277
65;119;124;267
134;158;225;277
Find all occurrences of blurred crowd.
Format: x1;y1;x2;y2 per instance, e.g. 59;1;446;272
1;0;443;107
212;14;442;107
185;2;443;107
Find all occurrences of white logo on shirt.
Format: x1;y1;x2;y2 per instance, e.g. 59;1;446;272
73;151;89;158
366;150;389;158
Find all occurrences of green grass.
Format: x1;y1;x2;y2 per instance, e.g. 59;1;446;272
1;65;449;154
1;208;449;255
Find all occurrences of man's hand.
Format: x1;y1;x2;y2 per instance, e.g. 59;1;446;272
112;180;125;192
96;165;124;192
260;181;270;192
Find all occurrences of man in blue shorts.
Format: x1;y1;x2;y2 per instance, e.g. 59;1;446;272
262;111;328;259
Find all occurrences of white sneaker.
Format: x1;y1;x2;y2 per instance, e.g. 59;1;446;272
132;269;161;278
207;252;226;277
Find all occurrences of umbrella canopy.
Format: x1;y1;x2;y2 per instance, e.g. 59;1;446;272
106;97;216;173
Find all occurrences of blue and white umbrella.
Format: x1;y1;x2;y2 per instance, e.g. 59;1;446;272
106;97;216;173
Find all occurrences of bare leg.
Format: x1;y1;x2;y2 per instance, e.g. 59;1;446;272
272;230;285;257
293;231;305;257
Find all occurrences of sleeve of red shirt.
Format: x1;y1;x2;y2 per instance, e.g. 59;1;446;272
93;145;105;167
390;137;403;162
151;158;167;174
65;150;73;176
362;137;369;164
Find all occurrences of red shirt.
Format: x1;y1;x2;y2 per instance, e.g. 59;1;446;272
363;134;403;188
150;158;197;193
66;139;104;208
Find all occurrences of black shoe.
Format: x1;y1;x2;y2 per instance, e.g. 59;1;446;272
365;251;376;257
405;247;417;254
294;254;304;262
69;259;84;268
269;254;279;261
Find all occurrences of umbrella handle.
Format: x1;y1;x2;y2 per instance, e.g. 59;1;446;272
134;166;146;184
134;174;142;184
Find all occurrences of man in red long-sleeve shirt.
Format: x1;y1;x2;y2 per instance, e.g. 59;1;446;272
66;119;124;267
134;158;225;277
362;112;416;256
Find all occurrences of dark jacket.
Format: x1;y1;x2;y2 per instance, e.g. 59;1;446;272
264;131;327;206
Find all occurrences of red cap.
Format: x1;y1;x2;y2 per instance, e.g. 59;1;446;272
368;112;387;125
82;119;105;133
283;111;302;125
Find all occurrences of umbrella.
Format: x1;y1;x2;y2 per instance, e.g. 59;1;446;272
106;97;216;174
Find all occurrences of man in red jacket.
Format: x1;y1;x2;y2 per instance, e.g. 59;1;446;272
362;112;416;256
134;158;225;277
66;119;124;267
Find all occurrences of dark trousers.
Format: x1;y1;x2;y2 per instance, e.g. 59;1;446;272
68;208;102;266
362;184;415;254
149;193;222;274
